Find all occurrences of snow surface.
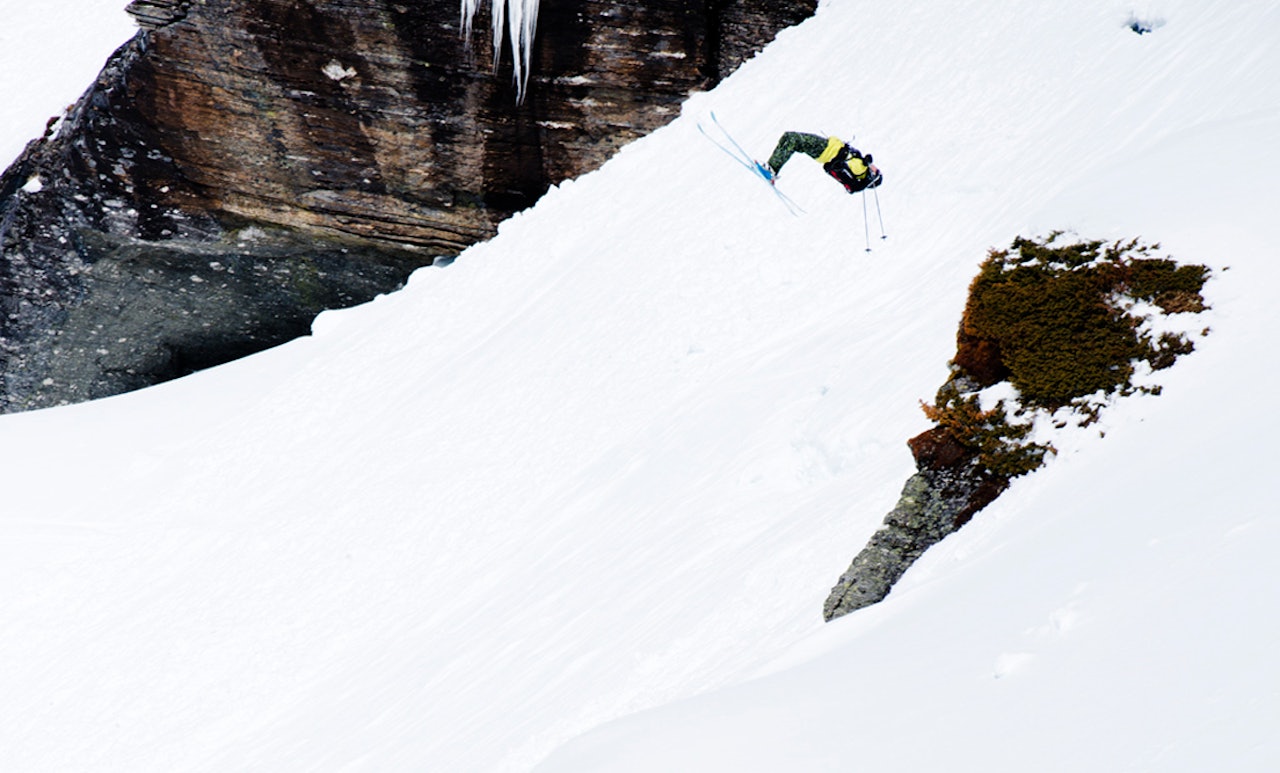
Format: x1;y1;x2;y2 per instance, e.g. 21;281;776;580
2;0;1278;770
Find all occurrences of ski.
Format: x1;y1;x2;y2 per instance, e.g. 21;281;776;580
697;112;804;216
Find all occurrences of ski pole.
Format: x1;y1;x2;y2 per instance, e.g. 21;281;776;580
862;188;871;252
873;186;886;240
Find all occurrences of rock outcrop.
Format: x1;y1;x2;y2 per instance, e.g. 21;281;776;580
125;1;190;30
0;0;815;412
823;425;1009;621
824;234;1212;622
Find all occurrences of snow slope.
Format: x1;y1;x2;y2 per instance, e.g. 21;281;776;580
1;0;1277;770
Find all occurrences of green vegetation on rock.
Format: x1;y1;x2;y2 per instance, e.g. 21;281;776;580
926;232;1210;477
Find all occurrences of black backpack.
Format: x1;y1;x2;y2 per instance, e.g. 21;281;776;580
823;144;882;194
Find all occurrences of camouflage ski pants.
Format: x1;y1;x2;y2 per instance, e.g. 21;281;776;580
766;132;828;174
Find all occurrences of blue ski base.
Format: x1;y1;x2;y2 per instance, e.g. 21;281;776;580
697;112;803;216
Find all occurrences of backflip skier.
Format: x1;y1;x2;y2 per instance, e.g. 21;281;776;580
762;132;882;194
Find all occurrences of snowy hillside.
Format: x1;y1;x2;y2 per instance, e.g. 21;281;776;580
2;0;1278;771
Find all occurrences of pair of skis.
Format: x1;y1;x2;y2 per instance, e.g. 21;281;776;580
697;112;804;216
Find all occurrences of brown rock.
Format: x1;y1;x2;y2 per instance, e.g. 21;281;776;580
110;0;817;250
907;425;974;469
0;0;816;411
953;330;1008;386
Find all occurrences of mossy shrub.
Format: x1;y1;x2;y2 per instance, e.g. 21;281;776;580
923;232;1210;479
958;233;1209;410
920;393;1050;478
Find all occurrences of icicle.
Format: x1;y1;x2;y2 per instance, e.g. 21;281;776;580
460;0;540;103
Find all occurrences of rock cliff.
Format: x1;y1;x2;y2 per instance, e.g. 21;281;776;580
0;0;815;411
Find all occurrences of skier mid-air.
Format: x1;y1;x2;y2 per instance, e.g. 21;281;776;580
696;114;886;234
761;132;882;194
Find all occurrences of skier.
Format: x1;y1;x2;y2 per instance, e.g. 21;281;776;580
763;132;882;193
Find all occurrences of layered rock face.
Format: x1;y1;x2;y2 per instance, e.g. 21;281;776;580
0;0;815;412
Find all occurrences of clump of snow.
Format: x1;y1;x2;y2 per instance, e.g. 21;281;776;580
976;380;1019;414
321;60;357;81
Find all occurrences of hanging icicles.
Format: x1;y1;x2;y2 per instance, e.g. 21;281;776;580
461;0;541;103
